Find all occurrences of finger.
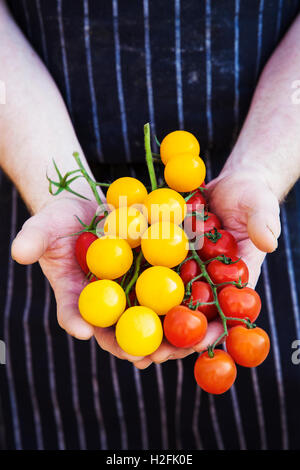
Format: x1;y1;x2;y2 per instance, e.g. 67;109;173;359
55;287;95;340
133;358;153;369
167;348;195;360
247;190;281;253
94;327;145;362
193;320;225;352
150;339;194;364
237;238;266;288
11;214;50;264
149;340;178;364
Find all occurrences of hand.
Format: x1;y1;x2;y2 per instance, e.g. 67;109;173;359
134;167;281;370
206;168;281;287
10;197;143;363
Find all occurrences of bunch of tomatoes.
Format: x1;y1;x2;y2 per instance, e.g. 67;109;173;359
58;125;270;395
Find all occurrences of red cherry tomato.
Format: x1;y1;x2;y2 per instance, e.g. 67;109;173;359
194;349;237;394
197;229;238;261
184;281;218;321
75;232;98;274
207;256;249;287
218;286;261;326
180;259;200;285
186;190;207;211
203;212;222;233
164;305;207;348
226;325;270;367
184;211;222;241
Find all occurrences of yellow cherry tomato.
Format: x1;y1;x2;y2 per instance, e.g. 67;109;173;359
164;154;206;192
106;177;148;209
143;188;186;225
86;237;133;279
160;130;200;165
141;221;189;268
136;266;185;315
78;280;126;327
104;206;148;248
116;306;163;356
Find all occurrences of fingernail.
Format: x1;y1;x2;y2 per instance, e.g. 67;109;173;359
267;225;278;249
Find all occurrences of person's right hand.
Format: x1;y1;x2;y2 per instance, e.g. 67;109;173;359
11;196;146;363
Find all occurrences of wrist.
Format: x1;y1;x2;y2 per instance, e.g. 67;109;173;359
21;155;104;214
29;179;96;214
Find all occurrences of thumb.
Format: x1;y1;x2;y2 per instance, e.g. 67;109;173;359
247;189;281;253
11;213;51;264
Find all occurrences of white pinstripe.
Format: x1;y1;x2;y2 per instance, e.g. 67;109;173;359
222;344;247;450
67;335;87;449
112;0;131;162
90;338;108;449
251;367;267;449
23;265;44;449
192;385;203;450
143;0;157;147
83;0;103;161
43;279;66;450
208;394;224;450
175;359;183;449
155;364;168;449
175;0;184;130
275;0;283;41
132;366;149;449
262;260;289;449
21;0;32;38
109;355;128;449
229;385;247;449
3;188;21;449
255;0;264;80
204;0;213;181
233;0;240;143
281;206;300;339
35;0;49;64
57;0;73;115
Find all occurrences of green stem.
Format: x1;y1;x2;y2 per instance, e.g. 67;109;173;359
144;123;157;191
95;182;111;187
215;280;247;289
185;273;205;298
184;190;198;202
175;255;196;273
73;152;104;207
191;249;228;345
124;251;143;304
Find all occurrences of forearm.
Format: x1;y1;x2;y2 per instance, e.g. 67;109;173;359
0;0;99;214
223;14;300;201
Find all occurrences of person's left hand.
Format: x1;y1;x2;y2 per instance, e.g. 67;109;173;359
134;167;281;369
